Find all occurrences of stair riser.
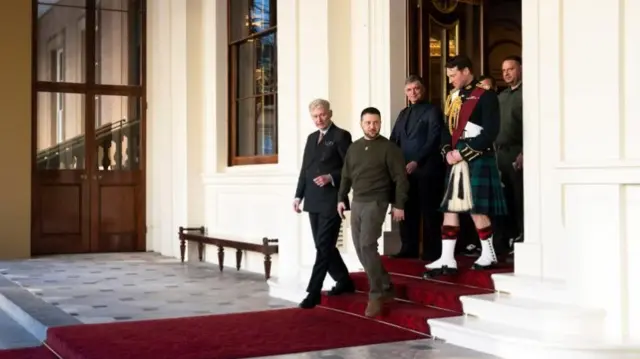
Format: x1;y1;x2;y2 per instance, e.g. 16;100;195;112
351;276;464;313
492;277;573;305
429;319;640;359
321;297;431;334
460;296;605;336
430;321;541;359
380;257;512;290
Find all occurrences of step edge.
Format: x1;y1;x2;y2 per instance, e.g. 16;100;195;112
459;293;607;317
429;316;640;351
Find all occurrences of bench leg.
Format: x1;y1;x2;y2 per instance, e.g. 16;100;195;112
235;249;242;271
198;242;205;262
217;246;224;272
180;239;186;263
264;254;272;280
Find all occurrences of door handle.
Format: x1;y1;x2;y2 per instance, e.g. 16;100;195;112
93;175;103;180
80;174;87;180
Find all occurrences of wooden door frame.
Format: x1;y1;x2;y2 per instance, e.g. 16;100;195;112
31;0;147;254
406;0;487;88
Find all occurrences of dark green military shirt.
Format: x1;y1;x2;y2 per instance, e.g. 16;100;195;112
338;135;409;209
496;84;523;147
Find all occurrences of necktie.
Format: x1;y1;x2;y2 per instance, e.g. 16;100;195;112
317;132;324;144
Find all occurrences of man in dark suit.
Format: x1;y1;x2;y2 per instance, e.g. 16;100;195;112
390;75;446;260
293;98;355;309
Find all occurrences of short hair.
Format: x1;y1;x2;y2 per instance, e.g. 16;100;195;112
445;55;473;73
360;107;381;119
404;74;425;87
479;75;496;85
503;55;522;65
308;98;331;112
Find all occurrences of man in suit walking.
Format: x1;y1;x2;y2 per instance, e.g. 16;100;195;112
293;99;355;309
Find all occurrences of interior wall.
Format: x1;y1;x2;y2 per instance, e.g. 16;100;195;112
484;0;522;86
0;0;32;259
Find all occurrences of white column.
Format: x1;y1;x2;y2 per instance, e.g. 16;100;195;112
200;0;228;174
146;0;189;258
524;0;640;343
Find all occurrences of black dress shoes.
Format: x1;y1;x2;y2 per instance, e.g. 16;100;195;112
299;294;321;309
326;282;355;296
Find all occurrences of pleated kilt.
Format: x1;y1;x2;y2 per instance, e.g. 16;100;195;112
439;143;508;216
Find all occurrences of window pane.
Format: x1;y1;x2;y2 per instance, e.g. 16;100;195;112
36;1;86;83
95;0;143;85
236;95;277;157
229;0;276;42
236;34;277;99
250;0;276;33
95;95;142;170
36;92;86;170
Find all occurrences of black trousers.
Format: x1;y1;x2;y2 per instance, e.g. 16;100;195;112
399;167;445;260
496;147;524;252
306;212;351;295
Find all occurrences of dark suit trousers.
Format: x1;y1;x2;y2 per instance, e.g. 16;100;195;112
399;169;444;260
496;147;524;252
306;212;351;295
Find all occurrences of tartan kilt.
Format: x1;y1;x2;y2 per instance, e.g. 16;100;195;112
439;144;508;216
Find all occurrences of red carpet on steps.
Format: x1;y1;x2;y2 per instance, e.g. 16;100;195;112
0;347;57;359
321;255;513;334
45;307;424;359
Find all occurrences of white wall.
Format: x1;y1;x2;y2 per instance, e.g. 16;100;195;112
521;0;640;342
145;0;407;287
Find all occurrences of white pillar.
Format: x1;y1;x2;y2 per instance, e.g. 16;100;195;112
523;0;640;343
146;0;189;258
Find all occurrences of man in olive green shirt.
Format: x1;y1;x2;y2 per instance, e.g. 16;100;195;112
497;55;524;253
338;107;409;318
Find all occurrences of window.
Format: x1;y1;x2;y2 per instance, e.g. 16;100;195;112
228;0;278;166
49;43;66;144
55;48;65;142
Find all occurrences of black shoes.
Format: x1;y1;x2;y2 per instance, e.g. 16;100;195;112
326;282;355;296
299;281;355;309
299;294;321;309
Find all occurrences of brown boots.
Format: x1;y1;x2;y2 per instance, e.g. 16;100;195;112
364;289;395;317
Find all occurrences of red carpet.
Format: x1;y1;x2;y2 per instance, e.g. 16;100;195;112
320;255;513;334
22;256;512;359
46;307;424;359
0;347;57;359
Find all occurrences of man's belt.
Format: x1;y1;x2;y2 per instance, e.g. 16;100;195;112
459;137;495;153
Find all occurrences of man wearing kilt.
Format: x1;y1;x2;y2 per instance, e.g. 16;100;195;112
424;55;508;277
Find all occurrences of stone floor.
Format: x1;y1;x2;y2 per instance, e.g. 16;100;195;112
0;252;497;358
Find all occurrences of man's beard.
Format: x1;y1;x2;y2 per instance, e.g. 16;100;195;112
363;130;379;139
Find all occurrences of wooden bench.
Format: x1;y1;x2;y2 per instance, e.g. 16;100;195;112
178;226;279;280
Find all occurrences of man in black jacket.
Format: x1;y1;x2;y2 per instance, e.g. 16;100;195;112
293;99;355;309
390;75;445;260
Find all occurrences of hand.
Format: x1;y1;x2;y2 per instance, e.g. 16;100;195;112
446;151;461;165
337;202;347;219
406;161;418;175
514;152;523;170
292;198;302;213
392;208;405;221
313;174;332;187
451;150;463;162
